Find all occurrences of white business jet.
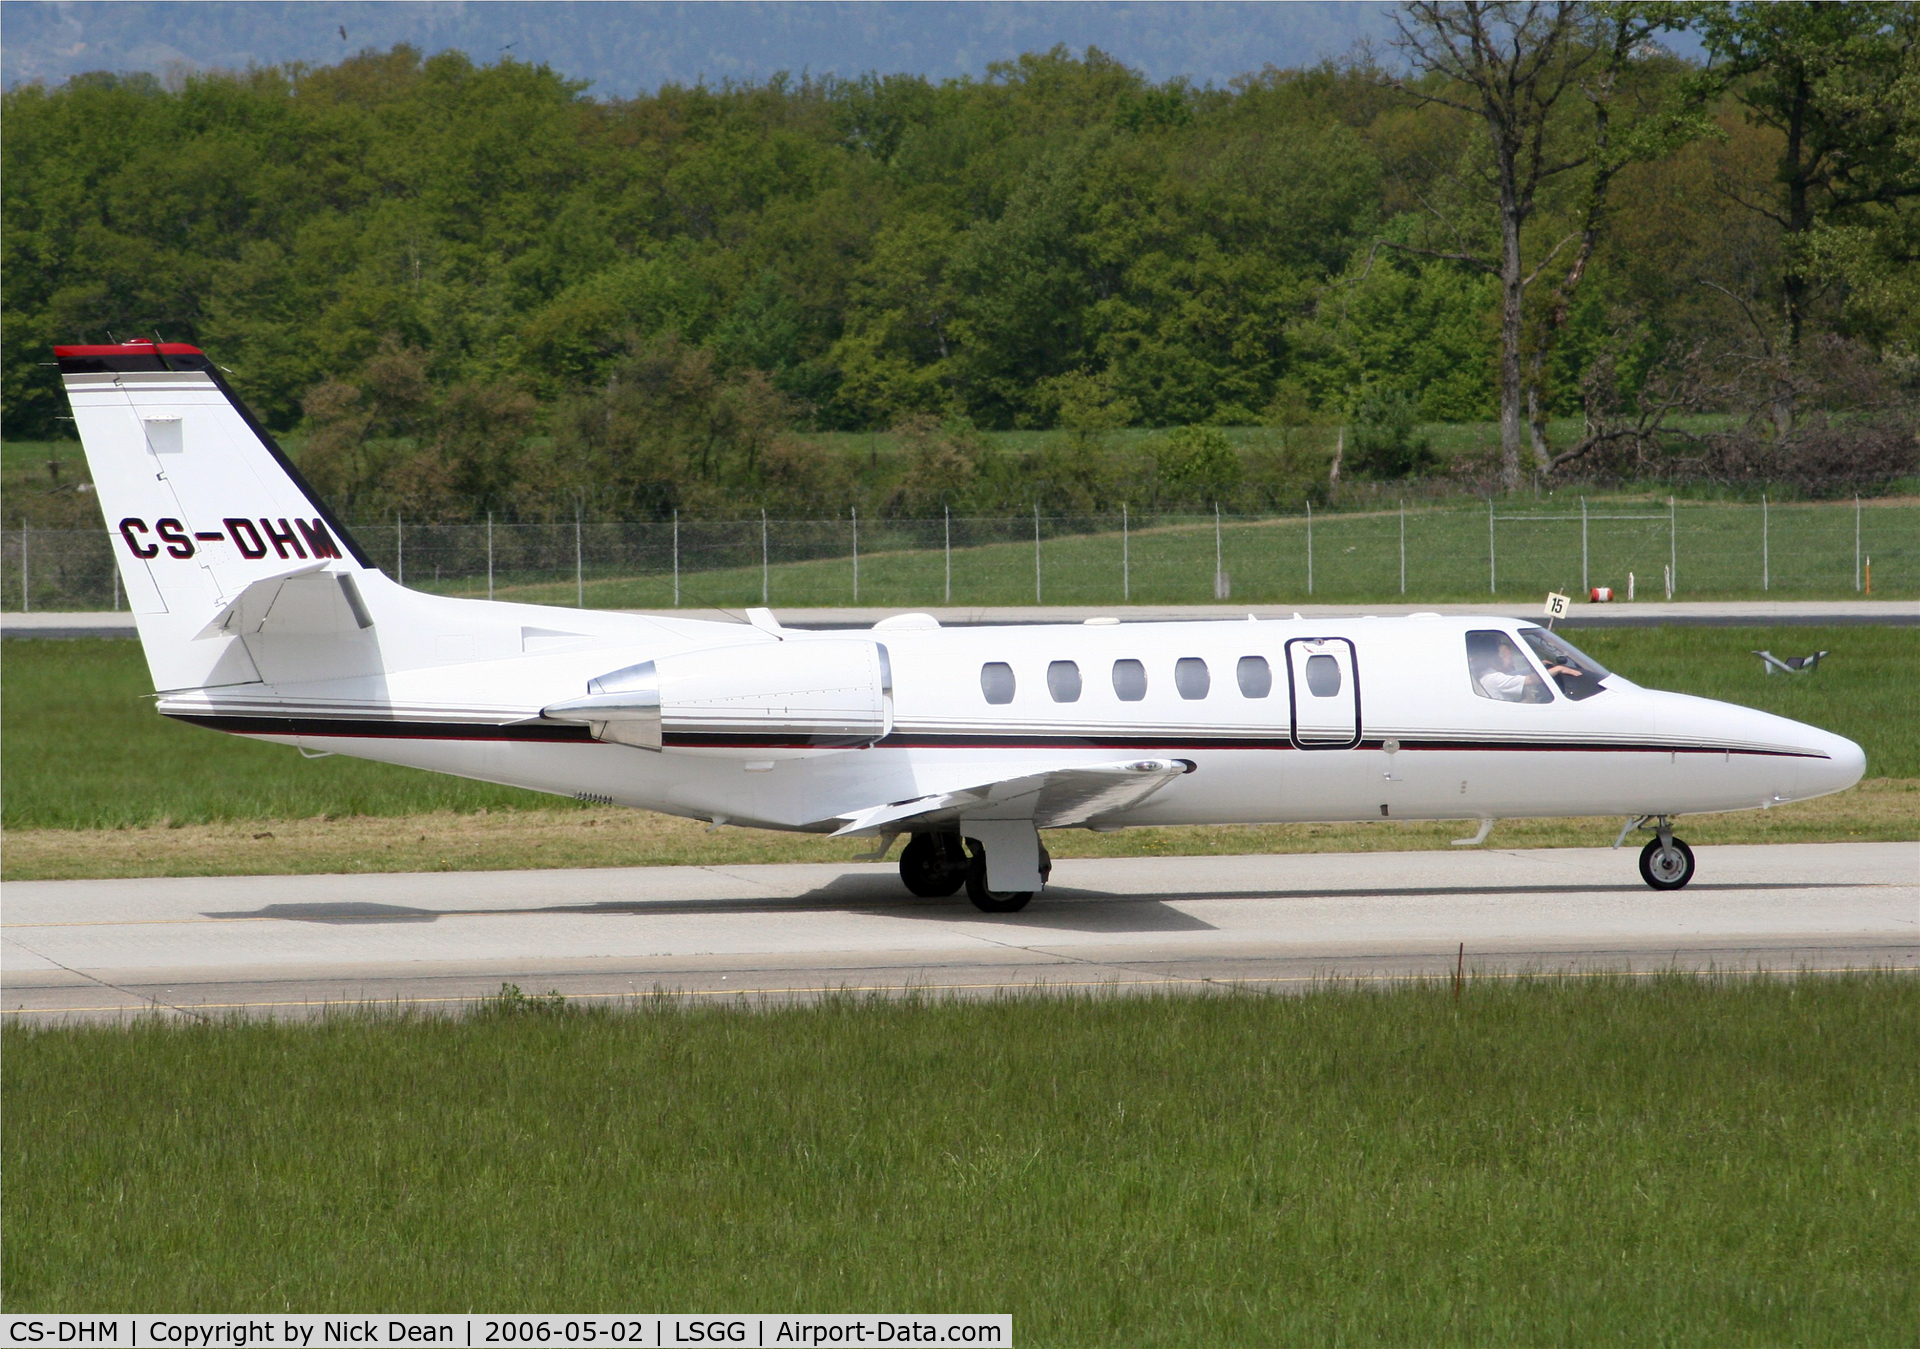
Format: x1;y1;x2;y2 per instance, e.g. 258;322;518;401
60;340;1865;910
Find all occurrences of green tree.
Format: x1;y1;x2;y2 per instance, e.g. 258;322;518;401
1151;425;1242;506
1695;2;1920;348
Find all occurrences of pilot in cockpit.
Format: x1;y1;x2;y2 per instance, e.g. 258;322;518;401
1466;630;1568;703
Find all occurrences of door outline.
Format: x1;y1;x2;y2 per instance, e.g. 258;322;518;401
1285;636;1362;750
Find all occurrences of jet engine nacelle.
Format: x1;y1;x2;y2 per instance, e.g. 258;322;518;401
543;639;892;752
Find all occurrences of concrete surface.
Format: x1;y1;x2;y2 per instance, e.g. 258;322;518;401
4;843;1914;1021
7;600;1917;639
2;610;144;638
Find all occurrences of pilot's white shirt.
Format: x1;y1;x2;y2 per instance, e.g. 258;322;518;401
1479;668;1530;701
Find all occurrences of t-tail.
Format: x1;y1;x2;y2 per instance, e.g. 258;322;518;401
59;339;383;692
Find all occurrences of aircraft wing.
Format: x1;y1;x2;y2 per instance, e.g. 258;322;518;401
828;757;1189;837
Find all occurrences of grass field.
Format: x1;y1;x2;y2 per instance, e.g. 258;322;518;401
387;495;1918;610
1;628;1912;879
4;976;1916;1337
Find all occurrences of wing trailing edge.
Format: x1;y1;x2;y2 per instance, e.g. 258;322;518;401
829;757;1190;836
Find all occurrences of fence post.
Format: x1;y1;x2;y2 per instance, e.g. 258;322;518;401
672;510;680;606
1214;502;1224;600
396;514;403;587
761;508;769;606
852;507;859;604
1306;500;1313;596
575;506;584;608
1488;497;1496;595
1855;494;1862;592
1580;496;1588;595
1669;495;1677;597
944;505;951;604
1033;503;1041;605
1122;503;1130;602
20;525;27;612
1399;500;1406;596
1762;493;1769;592
486;511;494;601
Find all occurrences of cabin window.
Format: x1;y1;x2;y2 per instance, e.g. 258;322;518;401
1236;655;1272;698
1518;627;1610;701
980;661;1016;705
1112;659;1148;701
1175;657;1211;700
1465;631;1552;703
1303;654;1342;698
1047;660;1082;703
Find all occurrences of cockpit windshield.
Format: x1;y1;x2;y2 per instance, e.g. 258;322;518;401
1518;627;1611;701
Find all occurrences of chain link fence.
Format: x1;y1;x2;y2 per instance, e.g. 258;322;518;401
5;498;1912;612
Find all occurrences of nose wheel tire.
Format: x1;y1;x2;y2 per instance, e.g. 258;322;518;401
1639;836;1695;890
900;832;968;898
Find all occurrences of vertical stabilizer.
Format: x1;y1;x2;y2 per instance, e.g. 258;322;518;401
58;340;373;692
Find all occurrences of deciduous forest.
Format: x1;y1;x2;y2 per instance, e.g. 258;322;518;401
4;1;1915;524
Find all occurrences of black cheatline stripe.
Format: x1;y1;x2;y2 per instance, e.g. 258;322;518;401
877;732;1292;751
1378;737;1821;758
168;713;1827;759
692;730;1822;757
167;713;593;743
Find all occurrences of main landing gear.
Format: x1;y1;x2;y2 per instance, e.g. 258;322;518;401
899;832;969;898
1624;815;1696;890
900;831;1051;913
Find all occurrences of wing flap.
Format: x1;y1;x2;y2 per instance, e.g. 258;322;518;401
828;758;1188;836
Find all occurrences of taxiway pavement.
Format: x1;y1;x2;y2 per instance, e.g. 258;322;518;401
4;842;1914;1021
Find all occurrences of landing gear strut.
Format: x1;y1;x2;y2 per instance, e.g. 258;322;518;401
1636;817;1695;891
899;832;969;898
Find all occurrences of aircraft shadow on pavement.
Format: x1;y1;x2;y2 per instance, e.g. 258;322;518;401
202;876;1211;933
203;901;443;925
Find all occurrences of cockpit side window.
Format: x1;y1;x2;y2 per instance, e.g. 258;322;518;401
1465;630;1553;704
1518;628;1611;701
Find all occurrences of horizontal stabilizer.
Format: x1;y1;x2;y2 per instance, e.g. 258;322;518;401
195;563;372;640
830;757;1188;836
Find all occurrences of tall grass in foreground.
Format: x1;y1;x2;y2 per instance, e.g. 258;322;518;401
4;975;1916;1341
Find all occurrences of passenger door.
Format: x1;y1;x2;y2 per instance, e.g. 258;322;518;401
1286;637;1361;749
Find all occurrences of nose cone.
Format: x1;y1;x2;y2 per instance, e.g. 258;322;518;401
1654;691;1865;804
1796;725;1866;800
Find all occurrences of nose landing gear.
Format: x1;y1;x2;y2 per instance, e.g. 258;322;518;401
1626;816;1695;890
